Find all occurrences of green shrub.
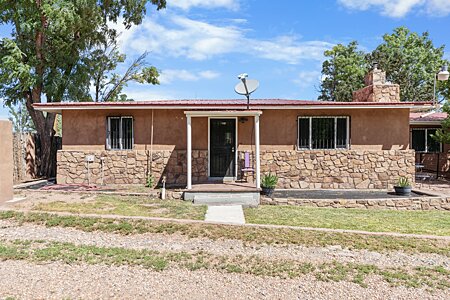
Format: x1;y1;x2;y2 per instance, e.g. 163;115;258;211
145;174;155;188
397;176;411;187
261;173;278;189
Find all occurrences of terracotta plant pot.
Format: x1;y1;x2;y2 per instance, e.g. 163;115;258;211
394;186;412;196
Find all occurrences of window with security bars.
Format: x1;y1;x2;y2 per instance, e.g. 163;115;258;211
107;117;134;150
411;128;441;153
298;116;349;150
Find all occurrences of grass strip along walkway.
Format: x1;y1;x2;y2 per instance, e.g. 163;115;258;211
0;239;448;290
244;206;450;236
31;194;449;236
0;211;448;257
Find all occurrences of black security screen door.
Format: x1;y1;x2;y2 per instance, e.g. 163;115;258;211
210;119;236;177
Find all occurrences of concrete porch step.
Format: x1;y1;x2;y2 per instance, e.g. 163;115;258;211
187;192;260;207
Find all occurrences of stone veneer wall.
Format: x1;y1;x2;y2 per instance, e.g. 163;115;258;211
352;67;400;103
58;149;415;189
261;196;450;211
352;84;400;103
57;150;208;186
260;150;415;189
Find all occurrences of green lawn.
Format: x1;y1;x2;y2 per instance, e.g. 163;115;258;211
33;195;207;220
244;206;450;236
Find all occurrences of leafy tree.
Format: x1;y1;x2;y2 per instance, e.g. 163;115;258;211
89;43;159;102
433;101;450;144
370;27;447;102
319;27;448;102
7;102;35;133
0;0;165;176
319;41;369;102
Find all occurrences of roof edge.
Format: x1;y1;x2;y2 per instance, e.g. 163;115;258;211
33;100;434;114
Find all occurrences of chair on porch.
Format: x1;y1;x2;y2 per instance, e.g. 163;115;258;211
241;152;254;181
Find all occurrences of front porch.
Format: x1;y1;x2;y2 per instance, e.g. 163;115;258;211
185;110;262;190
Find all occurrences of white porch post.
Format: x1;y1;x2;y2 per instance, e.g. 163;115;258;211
255;115;261;189
187;115;192;189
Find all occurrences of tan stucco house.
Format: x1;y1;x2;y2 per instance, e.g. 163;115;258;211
35;67;431;191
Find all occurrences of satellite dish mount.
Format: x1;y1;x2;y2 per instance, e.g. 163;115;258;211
235;73;259;109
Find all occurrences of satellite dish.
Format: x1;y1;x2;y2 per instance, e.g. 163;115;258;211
235;79;259;96
234;73;259;109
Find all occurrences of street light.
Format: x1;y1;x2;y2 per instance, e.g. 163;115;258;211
434;65;450;105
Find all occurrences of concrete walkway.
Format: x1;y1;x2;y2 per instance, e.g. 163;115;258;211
204;205;246;224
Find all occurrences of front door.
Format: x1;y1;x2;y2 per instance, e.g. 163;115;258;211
210;119;236;178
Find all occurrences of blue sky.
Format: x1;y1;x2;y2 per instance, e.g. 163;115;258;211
1;0;450;118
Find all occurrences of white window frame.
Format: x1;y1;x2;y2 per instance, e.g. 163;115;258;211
410;128;442;153
297;116;350;150
106;116;134;150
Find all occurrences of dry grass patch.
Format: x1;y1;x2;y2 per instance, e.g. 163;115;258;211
33;195;207;220
0;211;449;257
0;239;448;290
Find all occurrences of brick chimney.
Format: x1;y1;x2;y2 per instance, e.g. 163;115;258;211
352;63;400;102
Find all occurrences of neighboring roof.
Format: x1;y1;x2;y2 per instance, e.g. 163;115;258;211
410;111;447;125
33;99;433;113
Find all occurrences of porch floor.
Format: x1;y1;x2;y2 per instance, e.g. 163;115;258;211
187;181;260;192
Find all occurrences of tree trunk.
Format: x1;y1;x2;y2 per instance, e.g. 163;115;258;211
38;126;56;177
25;93;56;178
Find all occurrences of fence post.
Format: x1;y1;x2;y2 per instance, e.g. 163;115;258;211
436;153;440;179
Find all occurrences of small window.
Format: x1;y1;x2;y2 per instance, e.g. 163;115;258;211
298;116;349;150
107;117;133;150
411;128;441;153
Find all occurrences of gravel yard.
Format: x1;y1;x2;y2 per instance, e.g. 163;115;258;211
0;219;448;269
2;260;447;300
0;217;449;299
2;191;449;299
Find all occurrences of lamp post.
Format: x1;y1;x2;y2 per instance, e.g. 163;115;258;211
434;65;450;106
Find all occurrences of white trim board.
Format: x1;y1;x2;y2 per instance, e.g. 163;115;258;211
410;121;442;126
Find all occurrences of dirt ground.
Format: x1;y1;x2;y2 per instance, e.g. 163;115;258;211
7;190;97;211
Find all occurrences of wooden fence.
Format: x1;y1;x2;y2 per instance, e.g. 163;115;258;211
12;133;62;184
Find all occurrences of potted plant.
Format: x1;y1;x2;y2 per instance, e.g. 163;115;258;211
261;173;278;196
394;176;412;196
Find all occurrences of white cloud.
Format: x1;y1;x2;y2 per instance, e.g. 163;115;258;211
117;15;333;65
338;0;450;17
251;36;332;64
198;70;221;79
169;0;239;10
293;71;322;89
159;69;220;84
